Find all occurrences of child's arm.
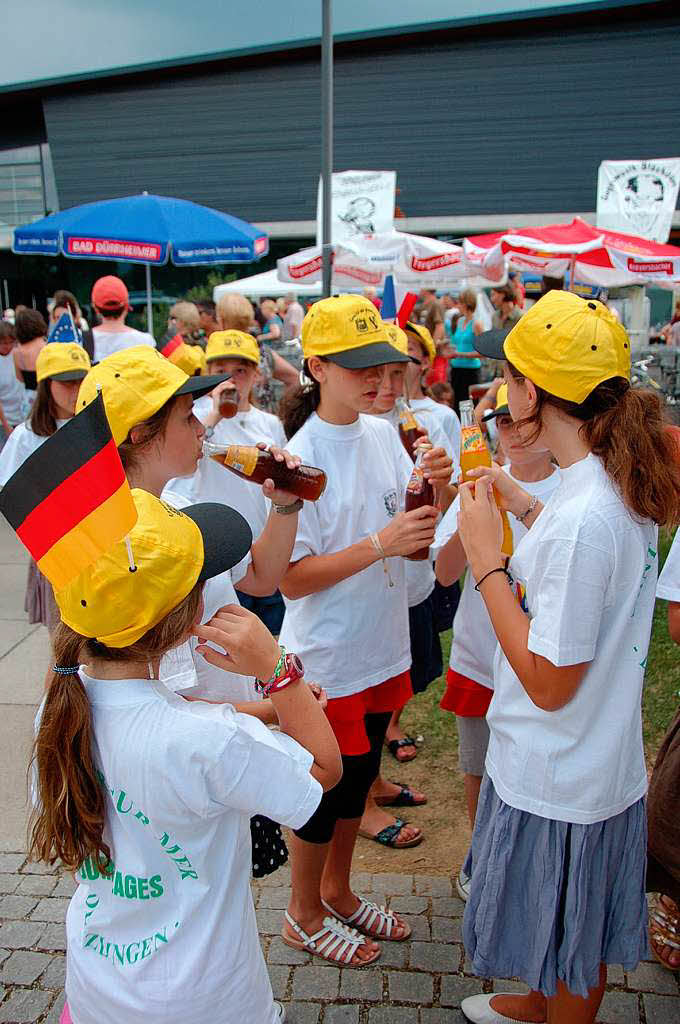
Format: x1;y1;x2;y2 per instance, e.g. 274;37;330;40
435;531;467;586
195;605;341;791
668;602;680;645
280;506;439;600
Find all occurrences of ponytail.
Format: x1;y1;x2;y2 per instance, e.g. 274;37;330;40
507;363;680;526
280;360;321;439
29;625;109;872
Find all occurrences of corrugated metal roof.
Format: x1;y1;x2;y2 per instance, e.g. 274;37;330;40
1;0;656;93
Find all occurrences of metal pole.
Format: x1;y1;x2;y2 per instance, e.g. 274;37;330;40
568;255;576;292
321;0;333;298
145;263;153;333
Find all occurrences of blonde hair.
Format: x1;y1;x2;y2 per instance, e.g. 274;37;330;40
169;301;200;334
216;293;254;332
459;289;477;313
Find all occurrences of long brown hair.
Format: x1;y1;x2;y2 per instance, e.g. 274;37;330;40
118;398;176;474
507;361;680;526
29;380;60;437
279;359;321;439
29;583;203;872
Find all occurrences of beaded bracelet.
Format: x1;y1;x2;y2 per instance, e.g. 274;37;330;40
255;646;287;694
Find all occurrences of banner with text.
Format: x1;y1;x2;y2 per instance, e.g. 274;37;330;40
596;158;680;243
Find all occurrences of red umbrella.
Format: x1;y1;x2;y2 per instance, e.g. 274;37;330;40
464;217;680;288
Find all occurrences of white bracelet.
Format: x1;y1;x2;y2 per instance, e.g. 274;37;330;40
515;495;538;525
369;532;394;588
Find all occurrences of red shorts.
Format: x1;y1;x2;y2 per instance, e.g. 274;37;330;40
325;671;412;756
440;667;492;717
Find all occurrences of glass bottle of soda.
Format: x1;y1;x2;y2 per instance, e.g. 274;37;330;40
203;441;327;501
459;399;513;556
404;448;436;561
218;386;239;419
395;397;426;461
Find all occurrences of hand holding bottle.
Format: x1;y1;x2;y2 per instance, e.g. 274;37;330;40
463;463;534;519
378;506;439;559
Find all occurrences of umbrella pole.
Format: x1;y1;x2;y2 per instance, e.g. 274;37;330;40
568;255;576;293
321;0;333;298
145;264;153;334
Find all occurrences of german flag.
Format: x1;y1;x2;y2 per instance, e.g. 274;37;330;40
157;330;204;376
0;393;137;591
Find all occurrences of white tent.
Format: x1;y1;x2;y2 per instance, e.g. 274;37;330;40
213;268;326;301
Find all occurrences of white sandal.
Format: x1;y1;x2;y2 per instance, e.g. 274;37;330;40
282;910;380;967
321;896;411;941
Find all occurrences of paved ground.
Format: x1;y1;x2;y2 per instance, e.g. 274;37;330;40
0;506;678;1023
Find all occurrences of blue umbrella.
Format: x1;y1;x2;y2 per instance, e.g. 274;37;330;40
13;192;269;329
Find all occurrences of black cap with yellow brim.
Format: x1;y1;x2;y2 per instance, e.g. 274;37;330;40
55;489;252;648
302;294;411;369
472;327;511;361
78;346;230;446
482;383;510;421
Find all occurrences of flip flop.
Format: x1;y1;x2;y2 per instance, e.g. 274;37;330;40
385;736;418;763
359;817;423;849
374;781;427;808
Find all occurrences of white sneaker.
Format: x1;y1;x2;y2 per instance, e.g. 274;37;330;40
461;994;528;1023
455;868;471;902
274;1001;286;1022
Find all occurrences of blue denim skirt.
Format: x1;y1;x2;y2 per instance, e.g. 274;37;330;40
463;774;649;998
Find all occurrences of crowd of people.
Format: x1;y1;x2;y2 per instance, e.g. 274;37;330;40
0;273;678;1024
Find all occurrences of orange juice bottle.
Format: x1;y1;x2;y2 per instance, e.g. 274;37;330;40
459;399;513;556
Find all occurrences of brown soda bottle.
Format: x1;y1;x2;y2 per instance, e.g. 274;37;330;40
459;400;513;557
404;448;436;561
204;442;327;501
218;386;239;419
395;397;427;461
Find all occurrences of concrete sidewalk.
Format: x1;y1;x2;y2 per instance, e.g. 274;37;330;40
0;519;677;1023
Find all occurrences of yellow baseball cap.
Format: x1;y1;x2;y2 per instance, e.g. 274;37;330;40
55;488;252;648
482;382;510;421
206;330;260;365
405;322;436;364
503;292;631;404
36;343;91;384
301;294;410;368
78;347;229;446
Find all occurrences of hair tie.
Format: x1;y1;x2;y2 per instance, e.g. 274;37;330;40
53;664;80;676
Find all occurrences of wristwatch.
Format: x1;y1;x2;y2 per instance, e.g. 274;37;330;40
257;653;305;697
273;498;304;515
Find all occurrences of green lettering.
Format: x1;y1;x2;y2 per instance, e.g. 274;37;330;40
126;942;140;964
179;869;199;881
84;857;100;881
137;877;149;900
116;791;134;814
98;937;111;959
134;810;150;826
172;855;192;869
140;937;152;959
154;928;168;949
149;875;163;898
124;875;138;900
84;932;98;949
113;872;125;898
113;944;125;966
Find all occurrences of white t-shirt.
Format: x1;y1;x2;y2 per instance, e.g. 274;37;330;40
158;490;255;703
0;353;26;426
486;453;657;825
410;396;462;467
170;398;286;542
65;674;321;1024
657;528;679;602
92;327;155;363
0;419;69;486
433;465;561;688
279;413;412;697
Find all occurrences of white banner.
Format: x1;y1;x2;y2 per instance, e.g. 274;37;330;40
316;170;396;245
596;158;680;243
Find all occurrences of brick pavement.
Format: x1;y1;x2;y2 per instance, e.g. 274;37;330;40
0;857;677;1023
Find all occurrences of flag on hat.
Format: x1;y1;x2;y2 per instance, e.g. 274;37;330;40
381;275;418;328
157;329;205;376
47;312;82;345
0;393;137;592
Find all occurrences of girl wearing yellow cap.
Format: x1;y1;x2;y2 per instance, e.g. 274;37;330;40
0;342;91;628
277;295;446;965
456;292;680;1024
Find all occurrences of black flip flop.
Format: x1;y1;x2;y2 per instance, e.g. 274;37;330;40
374;782;428;808
359;817;423;849
386;736;418;762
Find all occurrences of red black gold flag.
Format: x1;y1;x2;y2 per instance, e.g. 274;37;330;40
0;393;137;591
158;330;184;362
157;330;204;376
